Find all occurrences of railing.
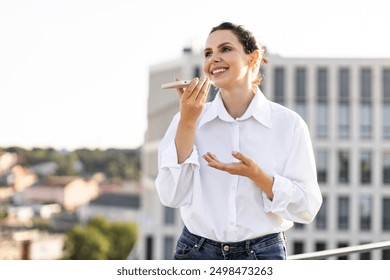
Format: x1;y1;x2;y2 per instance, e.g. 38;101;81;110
288;240;390;260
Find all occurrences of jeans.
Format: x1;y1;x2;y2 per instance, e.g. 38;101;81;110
173;227;287;260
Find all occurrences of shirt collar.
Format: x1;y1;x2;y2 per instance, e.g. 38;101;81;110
198;88;273;128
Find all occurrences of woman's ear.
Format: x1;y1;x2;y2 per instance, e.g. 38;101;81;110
249;50;260;67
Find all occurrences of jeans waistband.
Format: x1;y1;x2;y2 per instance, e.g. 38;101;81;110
181;226;284;253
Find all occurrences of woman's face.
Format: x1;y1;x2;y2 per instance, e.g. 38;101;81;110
203;30;252;89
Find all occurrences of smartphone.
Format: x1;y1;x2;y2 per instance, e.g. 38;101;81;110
161;80;191;89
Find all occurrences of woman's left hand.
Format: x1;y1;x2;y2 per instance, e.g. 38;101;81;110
202;151;259;179
202;151;274;198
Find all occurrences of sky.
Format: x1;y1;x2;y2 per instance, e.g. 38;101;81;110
1;0;390;151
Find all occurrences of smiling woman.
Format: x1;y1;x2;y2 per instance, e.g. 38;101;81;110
155;22;323;260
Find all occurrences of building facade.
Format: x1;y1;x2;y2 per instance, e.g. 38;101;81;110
140;49;390;260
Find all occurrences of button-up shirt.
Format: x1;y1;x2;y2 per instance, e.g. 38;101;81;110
155;89;322;242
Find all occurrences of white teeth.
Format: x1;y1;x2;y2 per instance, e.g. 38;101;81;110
212;68;227;75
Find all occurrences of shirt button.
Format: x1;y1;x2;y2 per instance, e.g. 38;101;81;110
223;245;230;252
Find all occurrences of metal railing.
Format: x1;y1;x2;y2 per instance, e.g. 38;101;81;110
288;240;390;260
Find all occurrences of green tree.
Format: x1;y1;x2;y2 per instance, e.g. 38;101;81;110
63;225;110;260
63;216;138;260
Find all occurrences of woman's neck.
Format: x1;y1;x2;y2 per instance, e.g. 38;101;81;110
220;87;254;119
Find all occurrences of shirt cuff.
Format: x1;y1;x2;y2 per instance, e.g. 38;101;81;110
160;141;200;169
262;174;294;213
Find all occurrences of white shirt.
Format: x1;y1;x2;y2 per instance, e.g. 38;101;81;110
155;89;323;242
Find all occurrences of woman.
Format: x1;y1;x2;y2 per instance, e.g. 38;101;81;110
155;22;322;260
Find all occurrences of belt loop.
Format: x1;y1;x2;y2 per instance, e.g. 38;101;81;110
195;237;205;251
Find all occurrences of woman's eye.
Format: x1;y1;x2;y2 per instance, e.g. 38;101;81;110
221;47;231;52
204;51;212;58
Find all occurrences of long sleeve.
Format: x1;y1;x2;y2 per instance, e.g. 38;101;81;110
262;117;323;223
155;113;200;208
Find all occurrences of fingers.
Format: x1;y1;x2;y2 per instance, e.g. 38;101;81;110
183;76;210;101
232;151;252;166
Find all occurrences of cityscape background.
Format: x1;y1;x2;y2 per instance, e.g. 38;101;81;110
2;0;390;260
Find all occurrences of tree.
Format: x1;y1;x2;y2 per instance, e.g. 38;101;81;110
63;225;110;260
63;216;138;260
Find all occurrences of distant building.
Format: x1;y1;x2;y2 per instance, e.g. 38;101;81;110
142;48;390;260
0;230;64;260
20;176;99;211
78;192;140;225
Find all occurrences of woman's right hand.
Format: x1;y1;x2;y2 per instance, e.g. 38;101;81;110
176;76;211;124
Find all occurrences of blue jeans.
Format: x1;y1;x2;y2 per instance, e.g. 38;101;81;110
173;227;287;260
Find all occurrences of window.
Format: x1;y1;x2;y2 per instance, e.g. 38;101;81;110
338;150;350;184
316;196;327;230
295;68;307;122
382;249;390;260
163;236;175;260
361;68;372;101
338;68;350;138
337;242;349;260
383;198;390;231
338;103;350;138
359;242;371;260
164;206;175;225
316;103;328;138
360;103;372;139
360;151;372;184
146;236;154;260
316;68;328;138
316;150;328;183
383;152;390;184
360;195;372;231
360;68;372;139
338;197;349;230
383;104;390;139
317;68;328;101
274;67;285;104
293;241;304;254
339;68;350;102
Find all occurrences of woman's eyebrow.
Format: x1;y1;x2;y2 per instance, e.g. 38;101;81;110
204;42;232;52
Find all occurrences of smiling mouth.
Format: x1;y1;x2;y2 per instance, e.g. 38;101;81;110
211;68;228;75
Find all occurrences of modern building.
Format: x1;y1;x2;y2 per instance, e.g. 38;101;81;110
140;48;390;260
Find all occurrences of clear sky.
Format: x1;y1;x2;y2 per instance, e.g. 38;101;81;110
1;0;389;151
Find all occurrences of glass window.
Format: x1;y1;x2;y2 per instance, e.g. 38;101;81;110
360;195;372;231
360;103;372;139
383;152;390;184
338;197;349;230
163;236;175;260
295;103;307;122
316;196;327;230
384;68;390;101
337;242;349;260
295;67;306;102
360;151;372;184
146;236;154;260
338;150;349;184
383;249;390;260
317;68;328;102
339;68;350;102
361;68;372;102
293;241;304;254
338;103;350;138
383;104;390;139
383;198;390;231
164;206;175;225
316;103;328;138
274;67;285;104
316;150;328;183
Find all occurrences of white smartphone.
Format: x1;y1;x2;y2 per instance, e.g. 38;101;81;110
161;80;191;89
